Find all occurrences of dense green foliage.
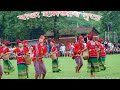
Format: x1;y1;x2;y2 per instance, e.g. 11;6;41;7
0;11;119;42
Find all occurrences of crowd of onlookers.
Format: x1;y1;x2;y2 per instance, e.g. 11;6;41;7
46;40;120;57
45;42;76;57
104;41;120;54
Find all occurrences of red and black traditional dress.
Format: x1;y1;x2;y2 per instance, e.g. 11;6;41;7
13;40;28;79
73;36;84;73
2;41;14;74
86;35;100;73
98;38;106;70
50;39;61;72
32;35;47;79
23;40;30;78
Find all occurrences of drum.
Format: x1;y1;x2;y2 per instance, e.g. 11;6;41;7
24;53;31;65
82;50;89;60
50;52;57;60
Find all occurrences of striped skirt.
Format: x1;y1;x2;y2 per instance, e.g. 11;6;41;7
0;60;3;75
17;64;27;79
52;58;59;72
3;60;15;73
87;57;100;73
34;60;46;75
74;56;83;66
98;57;106;70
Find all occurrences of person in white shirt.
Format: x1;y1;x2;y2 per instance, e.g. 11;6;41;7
70;43;74;55
60;44;66;57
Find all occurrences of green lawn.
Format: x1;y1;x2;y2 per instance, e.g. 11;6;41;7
1;54;120;79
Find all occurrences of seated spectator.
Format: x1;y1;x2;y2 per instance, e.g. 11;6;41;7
118;47;120;54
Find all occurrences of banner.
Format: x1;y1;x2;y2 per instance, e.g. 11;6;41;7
17;12;40;20
17;11;102;21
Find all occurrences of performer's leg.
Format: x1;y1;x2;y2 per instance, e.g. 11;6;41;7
0;64;2;79
77;65;80;73
91;72;96;77
34;60;40;79
90;67;97;77
35;74;39;79
76;65;80;73
43;74;46;79
26;65;29;78
78;64;83;73
40;74;46;79
90;71;94;77
78;57;83;72
75;66;77;73
39;74;42;79
0;75;2;79
56;59;61;72
75;57;79;73
75;57;83;73
39;60;46;79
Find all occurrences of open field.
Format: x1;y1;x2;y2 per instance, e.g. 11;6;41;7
1;54;120;79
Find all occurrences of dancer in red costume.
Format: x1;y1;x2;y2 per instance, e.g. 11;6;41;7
86;35;100;77
98;38;106;71
32;35;47;79
73;36;85;73
23;40;30;78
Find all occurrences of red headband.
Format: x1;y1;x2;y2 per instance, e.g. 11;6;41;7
51;39;56;44
23;40;28;44
2;41;10;45
87;34;93;40
78;36;84;41
39;35;46;41
16;39;22;45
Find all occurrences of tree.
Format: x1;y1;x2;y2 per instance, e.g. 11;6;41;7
0;11;114;42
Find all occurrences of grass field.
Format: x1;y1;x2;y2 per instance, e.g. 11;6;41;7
1;54;120;79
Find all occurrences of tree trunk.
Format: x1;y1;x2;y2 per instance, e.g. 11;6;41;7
53;16;59;40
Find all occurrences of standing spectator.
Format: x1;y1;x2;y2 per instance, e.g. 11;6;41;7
59;43;66;57
56;43;61;57
104;41;108;49
118;47;120;54
70;43;74;56
66;43;71;57
46;40;51;58
107;41;112;48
